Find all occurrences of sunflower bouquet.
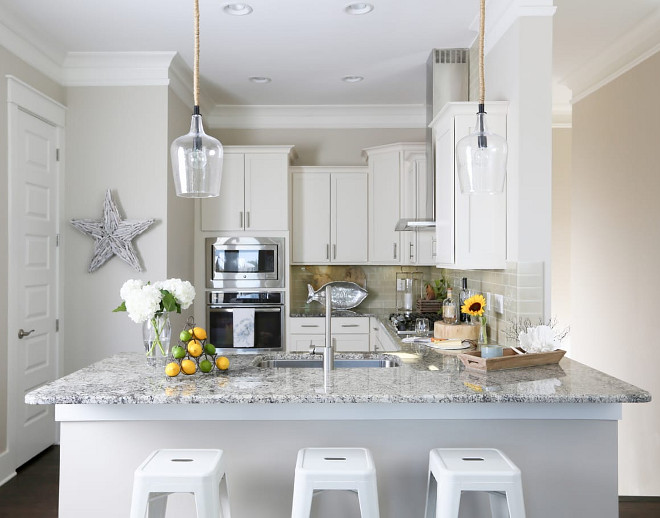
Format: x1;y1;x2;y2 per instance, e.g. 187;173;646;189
461;293;488;344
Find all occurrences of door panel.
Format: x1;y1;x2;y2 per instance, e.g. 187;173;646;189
200;153;245;231
332;173;368;263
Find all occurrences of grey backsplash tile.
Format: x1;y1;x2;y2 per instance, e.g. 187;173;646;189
290;261;544;347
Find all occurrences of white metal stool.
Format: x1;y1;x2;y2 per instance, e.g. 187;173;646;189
130;449;231;518
424;448;525;518
291;447;380;518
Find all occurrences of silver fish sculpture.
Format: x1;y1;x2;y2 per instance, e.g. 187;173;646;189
306;281;368;309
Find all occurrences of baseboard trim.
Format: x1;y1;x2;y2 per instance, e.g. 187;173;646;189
619;496;660;502
0;471;17;487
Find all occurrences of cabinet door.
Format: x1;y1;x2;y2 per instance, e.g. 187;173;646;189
435;126;455;264
289;335;325;352
416;231;437;266
244;153;289;231
292;172;331;263
332;173;368;263
334;335;370;352
369;152;401;263
200;153;245;231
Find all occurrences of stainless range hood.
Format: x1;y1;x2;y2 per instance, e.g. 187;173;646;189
395;48;469;232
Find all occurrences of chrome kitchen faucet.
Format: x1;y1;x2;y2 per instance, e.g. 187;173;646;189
310;285;335;373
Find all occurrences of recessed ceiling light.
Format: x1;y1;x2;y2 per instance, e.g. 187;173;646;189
344;3;374;15
342;75;364;83
223;3;253;16
249;76;271;84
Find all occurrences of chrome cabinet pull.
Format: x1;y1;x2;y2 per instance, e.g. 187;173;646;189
301;324;320;328
326;244;330;260
341;324;359;328
432;238;437;257
393;243;397;259
246;211;250;228
333;244;337;259
239;211;244;228
409;242;414;260
18;328;35;339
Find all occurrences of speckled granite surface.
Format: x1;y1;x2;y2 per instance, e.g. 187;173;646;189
26;318;650;405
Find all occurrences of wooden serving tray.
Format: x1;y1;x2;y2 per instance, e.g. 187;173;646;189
458;348;566;372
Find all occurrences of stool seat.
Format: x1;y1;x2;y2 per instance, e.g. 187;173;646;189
425;448;525;518
130;449;231;518
291;447;380;518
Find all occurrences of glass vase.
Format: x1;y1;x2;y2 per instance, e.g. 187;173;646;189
478;315;488;345
142;313;171;365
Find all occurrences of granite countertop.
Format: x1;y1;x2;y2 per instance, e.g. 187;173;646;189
289;307;379;318
26;317;650;405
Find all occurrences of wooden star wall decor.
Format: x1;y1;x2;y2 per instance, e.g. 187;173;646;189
71;189;154;273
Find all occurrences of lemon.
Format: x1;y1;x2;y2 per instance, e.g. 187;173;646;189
204;343;216;355
187;340;203;357
216;356;230;371
191;326;207;340
200;359;213;373
171;345;186;359
179;329;192;342
165;362;181;377
181;359;196;375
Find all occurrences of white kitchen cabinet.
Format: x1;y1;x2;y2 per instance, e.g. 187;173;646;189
431;102;508;269
291;167;368;264
370;317;400;352
288;317;370;352
363;143;431;265
201;146;294;232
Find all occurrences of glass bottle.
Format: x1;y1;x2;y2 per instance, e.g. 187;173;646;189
442;288;458;324
458;277;470;323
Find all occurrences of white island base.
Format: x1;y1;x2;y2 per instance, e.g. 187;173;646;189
57;403;619;518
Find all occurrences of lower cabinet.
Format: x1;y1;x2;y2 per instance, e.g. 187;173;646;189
370;317;400;352
288;317;370;352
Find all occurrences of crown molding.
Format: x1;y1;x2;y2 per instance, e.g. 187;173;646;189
565;7;660;104
0;5;64;84
62;51;176;86
552;103;572;128
206;104;426;129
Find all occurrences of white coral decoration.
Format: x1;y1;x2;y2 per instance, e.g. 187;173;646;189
518;325;559;353
155;278;195;309
123;283;161;323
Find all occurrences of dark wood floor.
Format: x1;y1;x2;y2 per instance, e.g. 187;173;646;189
0;446;658;517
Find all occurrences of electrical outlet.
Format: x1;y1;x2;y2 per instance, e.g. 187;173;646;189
494;294;504;314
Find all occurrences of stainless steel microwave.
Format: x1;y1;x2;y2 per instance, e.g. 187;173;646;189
206;237;285;289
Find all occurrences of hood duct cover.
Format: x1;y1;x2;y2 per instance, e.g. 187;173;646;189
396;48;469;232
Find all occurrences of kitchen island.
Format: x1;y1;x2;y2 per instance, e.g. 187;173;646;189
27;324;650;518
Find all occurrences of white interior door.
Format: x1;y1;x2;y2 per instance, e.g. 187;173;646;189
8;94;60;467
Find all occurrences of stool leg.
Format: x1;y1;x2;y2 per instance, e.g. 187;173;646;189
435;483;461;518
357;480;380;518
424;471;437;518
218;474;232;518
194;487;222;518
129;484;151;518
488;491;509;518
291;478;313;518
147;493;169;518
504;486;526;518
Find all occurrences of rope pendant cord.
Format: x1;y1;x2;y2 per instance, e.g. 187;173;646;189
479;0;485;109
193;0;200;108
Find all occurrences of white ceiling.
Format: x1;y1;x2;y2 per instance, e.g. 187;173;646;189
1;0;659;110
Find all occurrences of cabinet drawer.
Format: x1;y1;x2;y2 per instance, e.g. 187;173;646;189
288;335;325;352
334;335;370;352
290;317;369;334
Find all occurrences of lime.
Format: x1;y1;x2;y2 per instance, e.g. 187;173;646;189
187;340;203;357
179;329;192;342
171;345;186;359
165;362;181;377
216;356;230;371
191;326;207;340
199;359;213;373
181;359;196;375
204;343;216;355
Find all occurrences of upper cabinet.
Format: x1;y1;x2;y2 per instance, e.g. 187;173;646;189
431;102;508;269
363;143;432;265
200;146;295;232
291;167;368;264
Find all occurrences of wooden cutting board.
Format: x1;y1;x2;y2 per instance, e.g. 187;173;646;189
434;321;480;340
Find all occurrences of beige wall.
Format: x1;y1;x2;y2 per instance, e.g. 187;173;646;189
571;51;660;496
210;128;425;166
551;128;572;352
64;86;169;373
0;46;66;482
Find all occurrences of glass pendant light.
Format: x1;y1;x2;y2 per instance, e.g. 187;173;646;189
456;0;508;195
171;0;223;198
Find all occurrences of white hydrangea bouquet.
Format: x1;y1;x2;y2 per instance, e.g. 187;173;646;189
114;279;195;359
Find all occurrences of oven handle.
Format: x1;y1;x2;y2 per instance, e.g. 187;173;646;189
208;305;283;311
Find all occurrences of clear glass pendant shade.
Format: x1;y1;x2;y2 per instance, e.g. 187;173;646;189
170;113;223;198
456;111;508;194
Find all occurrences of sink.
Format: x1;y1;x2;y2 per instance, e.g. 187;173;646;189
256;358;400;369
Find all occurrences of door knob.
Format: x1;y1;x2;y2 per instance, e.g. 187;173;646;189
18;328;35;339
